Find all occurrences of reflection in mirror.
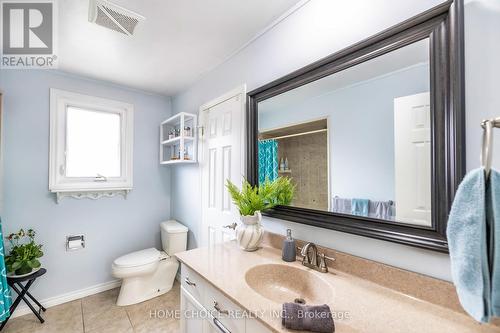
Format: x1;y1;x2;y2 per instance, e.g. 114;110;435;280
258;38;431;226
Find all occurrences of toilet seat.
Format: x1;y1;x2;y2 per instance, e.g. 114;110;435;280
113;248;161;268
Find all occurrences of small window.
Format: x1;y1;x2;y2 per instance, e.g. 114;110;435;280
49;89;133;202
65;107;121;178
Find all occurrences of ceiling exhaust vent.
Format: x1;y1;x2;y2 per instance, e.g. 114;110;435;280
88;0;145;36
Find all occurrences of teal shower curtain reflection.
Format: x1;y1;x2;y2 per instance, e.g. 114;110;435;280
0;220;11;321
258;139;279;184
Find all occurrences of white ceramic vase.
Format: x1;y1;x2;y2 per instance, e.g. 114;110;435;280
236;211;264;251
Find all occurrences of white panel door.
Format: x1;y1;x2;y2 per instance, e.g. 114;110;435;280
394;92;431;226
200;88;245;247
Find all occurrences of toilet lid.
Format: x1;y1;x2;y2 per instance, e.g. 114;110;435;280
114;248;160;268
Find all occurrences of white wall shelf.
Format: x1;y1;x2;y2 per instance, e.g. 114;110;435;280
160;112;198;165
161;136;195;146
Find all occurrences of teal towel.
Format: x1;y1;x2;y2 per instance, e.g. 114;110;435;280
351;199;369;216
490;170;500;317
447;168;491;322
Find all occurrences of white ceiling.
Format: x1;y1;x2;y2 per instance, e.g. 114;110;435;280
259;38;430;114
58;0;302;95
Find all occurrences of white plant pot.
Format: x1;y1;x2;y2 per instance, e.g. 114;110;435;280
7;267;41;278
236;211;264;252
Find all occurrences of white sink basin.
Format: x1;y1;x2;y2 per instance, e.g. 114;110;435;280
245;264;332;304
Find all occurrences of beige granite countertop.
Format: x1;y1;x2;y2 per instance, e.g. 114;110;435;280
176;241;499;333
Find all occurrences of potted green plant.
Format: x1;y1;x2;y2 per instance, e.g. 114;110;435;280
226;177;295;251
5;229;43;277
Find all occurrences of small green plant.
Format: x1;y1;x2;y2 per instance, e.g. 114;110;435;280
226;177;295;216
5;229;43;275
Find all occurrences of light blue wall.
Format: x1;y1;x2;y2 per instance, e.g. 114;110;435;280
259;64;430;202
465;0;500;170
0;70;172;300
170;0;500;281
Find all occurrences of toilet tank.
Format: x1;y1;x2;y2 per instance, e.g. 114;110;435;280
160;220;188;255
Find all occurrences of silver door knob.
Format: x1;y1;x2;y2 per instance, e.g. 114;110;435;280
223;222;237;230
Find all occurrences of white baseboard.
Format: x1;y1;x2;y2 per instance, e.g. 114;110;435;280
10;279;121;319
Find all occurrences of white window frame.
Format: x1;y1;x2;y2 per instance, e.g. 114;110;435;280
49;89;133;202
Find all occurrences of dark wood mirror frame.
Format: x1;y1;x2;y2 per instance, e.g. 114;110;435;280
246;0;465;253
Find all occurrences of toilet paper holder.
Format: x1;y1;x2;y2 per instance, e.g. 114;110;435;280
66;235;85;251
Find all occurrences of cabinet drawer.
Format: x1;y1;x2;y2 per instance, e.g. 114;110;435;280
181;264;205;302
181;286;206;333
204;285;245;333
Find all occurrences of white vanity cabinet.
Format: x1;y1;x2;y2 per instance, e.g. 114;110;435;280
180;263;272;333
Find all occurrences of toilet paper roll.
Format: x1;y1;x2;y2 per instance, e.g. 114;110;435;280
67;238;83;250
68;239;81;249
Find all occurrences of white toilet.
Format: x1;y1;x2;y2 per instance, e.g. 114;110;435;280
112;220;188;306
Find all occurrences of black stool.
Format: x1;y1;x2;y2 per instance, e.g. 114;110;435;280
0;268;47;331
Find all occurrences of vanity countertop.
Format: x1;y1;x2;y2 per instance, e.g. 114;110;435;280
176;241;499;333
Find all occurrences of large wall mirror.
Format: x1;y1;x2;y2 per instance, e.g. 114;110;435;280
247;1;465;252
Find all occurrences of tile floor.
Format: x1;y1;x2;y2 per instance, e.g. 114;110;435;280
3;281;181;333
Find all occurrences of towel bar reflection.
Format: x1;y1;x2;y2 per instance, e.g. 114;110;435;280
481;117;500;178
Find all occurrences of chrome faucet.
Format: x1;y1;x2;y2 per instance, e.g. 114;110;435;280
299;242;335;273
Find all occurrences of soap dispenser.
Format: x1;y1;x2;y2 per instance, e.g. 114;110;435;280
282;229;296;262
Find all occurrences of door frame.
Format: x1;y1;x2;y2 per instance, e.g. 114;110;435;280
198;85;247;246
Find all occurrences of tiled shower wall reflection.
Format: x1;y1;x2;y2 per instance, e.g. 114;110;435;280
277;132;328;210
